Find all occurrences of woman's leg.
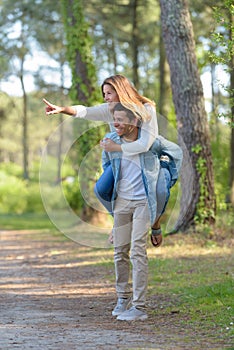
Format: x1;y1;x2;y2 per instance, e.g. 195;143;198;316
151;167;171;247
94;164;114;214
156;167;171;218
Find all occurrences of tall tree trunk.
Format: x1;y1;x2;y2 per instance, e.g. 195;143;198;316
56;62;66;182
20;57;29;180
61;0;105;222
229;8;234;205
158;22;171;134
160;0;216;231
110;38;118;74
0;108;6;162
210;63;220;150
131;0;139;89
62;0;98;103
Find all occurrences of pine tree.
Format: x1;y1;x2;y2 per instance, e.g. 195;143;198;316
160;0;216;231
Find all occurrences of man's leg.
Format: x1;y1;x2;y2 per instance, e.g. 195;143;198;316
113;198;133;299
116;199;150;321
130;199;150;310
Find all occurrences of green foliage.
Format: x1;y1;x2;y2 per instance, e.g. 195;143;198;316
61;123;106;213
192;144;215;226
0;162;23;177
211;123;230;210
0;167;46;214
62;177;83;213
211;1;234;64
25;182;45;213
0;160;80;214
0;171;28;214
0;213;55;230
60;0;108;219
83;0;161;96
60;0;100;104
210;0;234;124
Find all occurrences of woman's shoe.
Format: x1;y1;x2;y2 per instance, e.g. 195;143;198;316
108;230;113;244
150;228;162;247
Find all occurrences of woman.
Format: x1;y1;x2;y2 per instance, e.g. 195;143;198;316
43;74;164;246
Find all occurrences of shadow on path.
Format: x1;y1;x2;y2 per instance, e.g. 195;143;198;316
0;230;230;350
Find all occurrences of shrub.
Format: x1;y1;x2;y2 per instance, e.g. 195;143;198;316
25;183;45;213
0;171;28;214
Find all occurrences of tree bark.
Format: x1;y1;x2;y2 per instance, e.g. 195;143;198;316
131;0;140;89
57;62;65;182
61;0;106;222
160;0;216;231
20;56;29;180
228;8;234;205
158;22;172;135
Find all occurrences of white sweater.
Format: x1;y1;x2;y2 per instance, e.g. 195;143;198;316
72;103;158;156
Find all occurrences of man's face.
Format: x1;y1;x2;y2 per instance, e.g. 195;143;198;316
113;111;137;138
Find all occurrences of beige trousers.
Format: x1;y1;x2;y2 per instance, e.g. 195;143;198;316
113;197;150;309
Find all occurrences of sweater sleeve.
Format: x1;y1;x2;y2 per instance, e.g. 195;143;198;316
73;102;158;155
72;103;113;122
121;104;158;156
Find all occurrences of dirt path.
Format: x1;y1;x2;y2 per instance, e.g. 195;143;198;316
0;230;231;350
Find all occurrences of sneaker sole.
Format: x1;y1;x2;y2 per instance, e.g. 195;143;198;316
117;314;148;321
112;310;124;316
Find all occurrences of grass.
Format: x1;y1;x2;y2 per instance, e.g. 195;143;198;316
0;212;55;230
147;233;233;347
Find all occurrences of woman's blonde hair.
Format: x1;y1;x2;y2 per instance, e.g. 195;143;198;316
101;74;155;122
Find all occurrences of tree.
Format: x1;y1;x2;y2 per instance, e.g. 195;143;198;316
60;0;106;221
0;95;17;163
0;1;32;179
210;0;234;206
131;0;140;88
34;7;69;182
160;0;216;231
83;0;160;98
158;22;172;123
0;0;68;180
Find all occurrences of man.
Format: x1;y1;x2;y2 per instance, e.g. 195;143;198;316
101;103;182;321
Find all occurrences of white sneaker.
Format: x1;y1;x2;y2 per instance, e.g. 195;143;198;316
112;298;131;316
117;306;148;321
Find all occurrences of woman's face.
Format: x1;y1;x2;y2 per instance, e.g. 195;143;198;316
102;84;120;102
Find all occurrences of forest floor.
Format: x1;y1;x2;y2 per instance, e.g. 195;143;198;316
0;228;233;350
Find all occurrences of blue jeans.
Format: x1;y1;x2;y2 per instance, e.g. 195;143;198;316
156;167;171;218
94;164;114;215
94;163;171;220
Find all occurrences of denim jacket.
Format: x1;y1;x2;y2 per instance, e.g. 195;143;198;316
102;132;183;225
